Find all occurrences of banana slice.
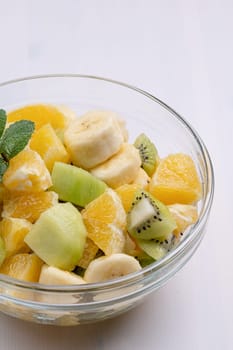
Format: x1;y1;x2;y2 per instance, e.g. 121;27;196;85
84;253;141;283
64;111;124;169
39;265;86;285
90;143;141;188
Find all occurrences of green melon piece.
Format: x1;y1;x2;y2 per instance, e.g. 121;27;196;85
51;162;107;207
127;190;177;240
24;203;87;271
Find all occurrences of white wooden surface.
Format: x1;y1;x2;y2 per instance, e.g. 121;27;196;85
0;1;232;349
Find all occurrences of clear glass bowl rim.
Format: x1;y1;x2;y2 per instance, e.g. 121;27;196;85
0;74;214;293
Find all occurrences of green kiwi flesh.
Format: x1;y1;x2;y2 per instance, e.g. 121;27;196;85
134;133;159;176
136;239;167;261
136;233;177;261
127;190;177;240
135;250;155;267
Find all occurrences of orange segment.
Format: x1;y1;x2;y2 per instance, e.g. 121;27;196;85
82;189;126;255
0;218;32;257
0;184;5;216
30;124;70;172
7;104;69;132
0;253;43;282
115;184;141;212
77;238;99;269
3;148;52;192
168;204;198;237
2;191;58;223
0;184;4;202
149;153;202;204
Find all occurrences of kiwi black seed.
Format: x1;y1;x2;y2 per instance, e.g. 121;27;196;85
127;190;177;240
134;133;159;176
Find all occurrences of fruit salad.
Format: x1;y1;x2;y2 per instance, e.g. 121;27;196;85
0;105;202;285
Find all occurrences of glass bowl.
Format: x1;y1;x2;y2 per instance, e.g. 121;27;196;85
0;75;214;326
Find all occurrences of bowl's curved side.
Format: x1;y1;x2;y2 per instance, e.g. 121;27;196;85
0;75;214;325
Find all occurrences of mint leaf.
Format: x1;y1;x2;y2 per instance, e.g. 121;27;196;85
0;157;8;181
0;120;35;161
0;109;7;139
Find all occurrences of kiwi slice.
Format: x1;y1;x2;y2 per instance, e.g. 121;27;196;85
137;240;167;261
127;190;177;240
24;203;87;271
134;133;159;176
135;250;155;268
136;233;177;261
51;162;107;207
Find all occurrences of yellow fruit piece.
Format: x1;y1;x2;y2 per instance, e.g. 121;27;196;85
54;105;77;142
2;191;58;223
77;238;99;269
3;148;52;192
0;218;32;257
7;104;69;132
82;189;126;255
149;153;202;204
115;183;141;212
131;168;151;190
30;124;70;172
0;184;5;202
56;105;77;121
0;184;5;217
123;234;138;256
0;253;43;282
168;204;198;237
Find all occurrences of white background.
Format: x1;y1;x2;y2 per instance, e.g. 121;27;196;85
0;0;232;349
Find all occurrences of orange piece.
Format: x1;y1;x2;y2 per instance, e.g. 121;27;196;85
0;253;43;282
0;218;32;257
77;238;99;269
7;104;69;132
0;184;5;216
168;204;198;237
3;148;52;192
115;184;141;212
30;124;70;172
0;184;4;203
149;153;202;204
82;189;126;255
2;191;58;223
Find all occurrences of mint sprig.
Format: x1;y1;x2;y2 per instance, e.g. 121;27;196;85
0;110;35;181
